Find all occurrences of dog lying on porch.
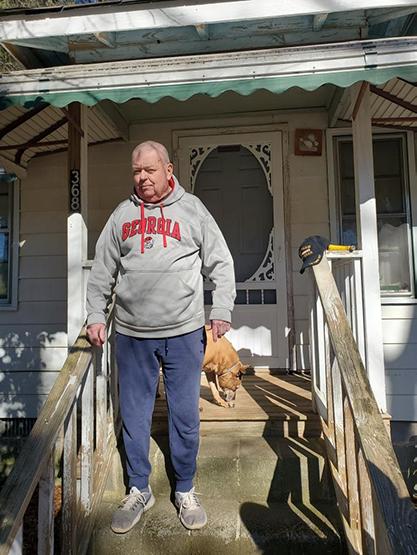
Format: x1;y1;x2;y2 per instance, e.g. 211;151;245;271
202;325;250;408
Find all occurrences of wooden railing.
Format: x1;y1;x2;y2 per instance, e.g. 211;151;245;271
309;253;417;554
0;312;118;555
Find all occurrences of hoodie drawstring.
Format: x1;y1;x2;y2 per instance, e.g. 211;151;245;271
139;202;168;253
160;204;167;249
140;202;145;254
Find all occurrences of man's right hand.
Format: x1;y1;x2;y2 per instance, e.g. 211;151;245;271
86;323;106;347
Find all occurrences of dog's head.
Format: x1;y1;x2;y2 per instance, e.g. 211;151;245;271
218;362;250;405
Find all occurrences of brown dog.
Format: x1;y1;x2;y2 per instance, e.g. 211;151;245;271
203;325;250;408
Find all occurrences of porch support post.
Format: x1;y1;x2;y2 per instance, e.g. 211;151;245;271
67;102;88;347
351;82;386;411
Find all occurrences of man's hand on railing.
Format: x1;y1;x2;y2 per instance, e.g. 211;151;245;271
86;323;106;347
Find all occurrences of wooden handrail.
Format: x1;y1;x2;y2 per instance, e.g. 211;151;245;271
310;255;417;554
0;312;118;555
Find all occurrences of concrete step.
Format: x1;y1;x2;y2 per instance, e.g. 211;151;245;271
90;435;346;554
90;496;344;555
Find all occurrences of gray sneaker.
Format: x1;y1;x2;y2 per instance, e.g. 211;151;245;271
111;486;155;533
175;488;207;530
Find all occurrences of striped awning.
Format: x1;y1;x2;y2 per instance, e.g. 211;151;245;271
1;37;417;109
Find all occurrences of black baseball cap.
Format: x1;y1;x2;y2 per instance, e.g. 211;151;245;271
298;235;330;274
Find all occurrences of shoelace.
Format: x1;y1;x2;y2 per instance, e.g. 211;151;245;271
177;490;202;518
119;491;147;512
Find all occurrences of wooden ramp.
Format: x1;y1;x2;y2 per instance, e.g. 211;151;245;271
153;372;321;436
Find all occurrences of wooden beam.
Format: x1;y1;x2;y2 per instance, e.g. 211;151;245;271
373;116;417;122
95;100;129;141
0;102;48;140
352;81;368;121
313;13;328;31
194;24;209;40
93;32;115;48
15;116;67;165
351;82;386;411
67;102;88;348
367;7;417;27
2;37;68;53
61;107;84;137
370;84;417;114
0;139;67;151
1;0;416;41
328;87;351;127
32;137;124;159
0;154;27;178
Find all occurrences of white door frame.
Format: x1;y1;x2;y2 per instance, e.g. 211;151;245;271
173;125;290;369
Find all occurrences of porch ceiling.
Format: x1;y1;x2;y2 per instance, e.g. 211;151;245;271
0;1;416;69
0;101;124;173
340;76;417;129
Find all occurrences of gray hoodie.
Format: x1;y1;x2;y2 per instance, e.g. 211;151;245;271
86;176;236;338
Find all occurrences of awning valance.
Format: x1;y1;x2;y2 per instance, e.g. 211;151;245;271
1;37;417;109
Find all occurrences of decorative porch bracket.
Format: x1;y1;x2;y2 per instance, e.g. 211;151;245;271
67;102;88;348
351;82;386;411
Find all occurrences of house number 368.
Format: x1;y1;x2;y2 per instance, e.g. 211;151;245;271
69;169;81;213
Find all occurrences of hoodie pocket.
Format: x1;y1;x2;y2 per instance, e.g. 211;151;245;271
114;270;203;330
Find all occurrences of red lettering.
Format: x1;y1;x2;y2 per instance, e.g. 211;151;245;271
129;219;140;237
147;216;156;234
157;217;165;234
171;222;181;241
122;222;131;241
139;218;147;233
165;219;172;235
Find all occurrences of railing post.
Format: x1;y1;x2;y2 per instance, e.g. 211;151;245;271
343;397;362;552
81;363;94;516
38;448;55;555
62;403;77;554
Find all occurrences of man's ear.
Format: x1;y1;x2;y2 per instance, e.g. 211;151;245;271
166;162;174;180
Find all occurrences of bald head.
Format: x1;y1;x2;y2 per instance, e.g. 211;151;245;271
131;141;170;166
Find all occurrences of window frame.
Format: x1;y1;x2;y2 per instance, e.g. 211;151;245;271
327;128;417;304
0;174;19;310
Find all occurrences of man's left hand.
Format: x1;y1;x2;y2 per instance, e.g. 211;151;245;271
210;319;231;342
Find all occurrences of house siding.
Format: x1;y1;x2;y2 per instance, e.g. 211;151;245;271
0;155;67;418
383;304;417;421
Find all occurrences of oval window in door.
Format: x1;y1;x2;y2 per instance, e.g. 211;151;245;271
194;145;273;282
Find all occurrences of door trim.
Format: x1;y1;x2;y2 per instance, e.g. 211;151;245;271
173;124;292;369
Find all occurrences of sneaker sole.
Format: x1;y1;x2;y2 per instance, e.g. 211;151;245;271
176;508;208;531
111;494;156;534
179;514;208;530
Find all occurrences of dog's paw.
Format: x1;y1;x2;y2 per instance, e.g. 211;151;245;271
227;401;236;408
214;398;229;408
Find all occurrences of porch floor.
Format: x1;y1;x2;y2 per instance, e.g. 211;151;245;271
152;372;320;436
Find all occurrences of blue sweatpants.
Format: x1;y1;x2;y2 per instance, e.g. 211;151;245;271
116;327;205;492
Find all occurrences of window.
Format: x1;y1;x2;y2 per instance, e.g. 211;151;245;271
336;135;413;296
0;169;17;306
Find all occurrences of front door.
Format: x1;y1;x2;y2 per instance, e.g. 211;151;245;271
176;130;288;369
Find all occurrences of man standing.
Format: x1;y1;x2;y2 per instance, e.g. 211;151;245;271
86;141;235;533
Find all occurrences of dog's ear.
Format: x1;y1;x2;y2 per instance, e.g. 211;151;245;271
239;363;250;374
203;362;218;373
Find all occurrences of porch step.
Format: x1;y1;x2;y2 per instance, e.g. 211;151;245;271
89;435;346;554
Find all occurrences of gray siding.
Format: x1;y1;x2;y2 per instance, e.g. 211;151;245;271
382;305;417;421
0;155;67;418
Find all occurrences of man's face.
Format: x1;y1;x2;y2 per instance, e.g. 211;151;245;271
132;147;173;203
